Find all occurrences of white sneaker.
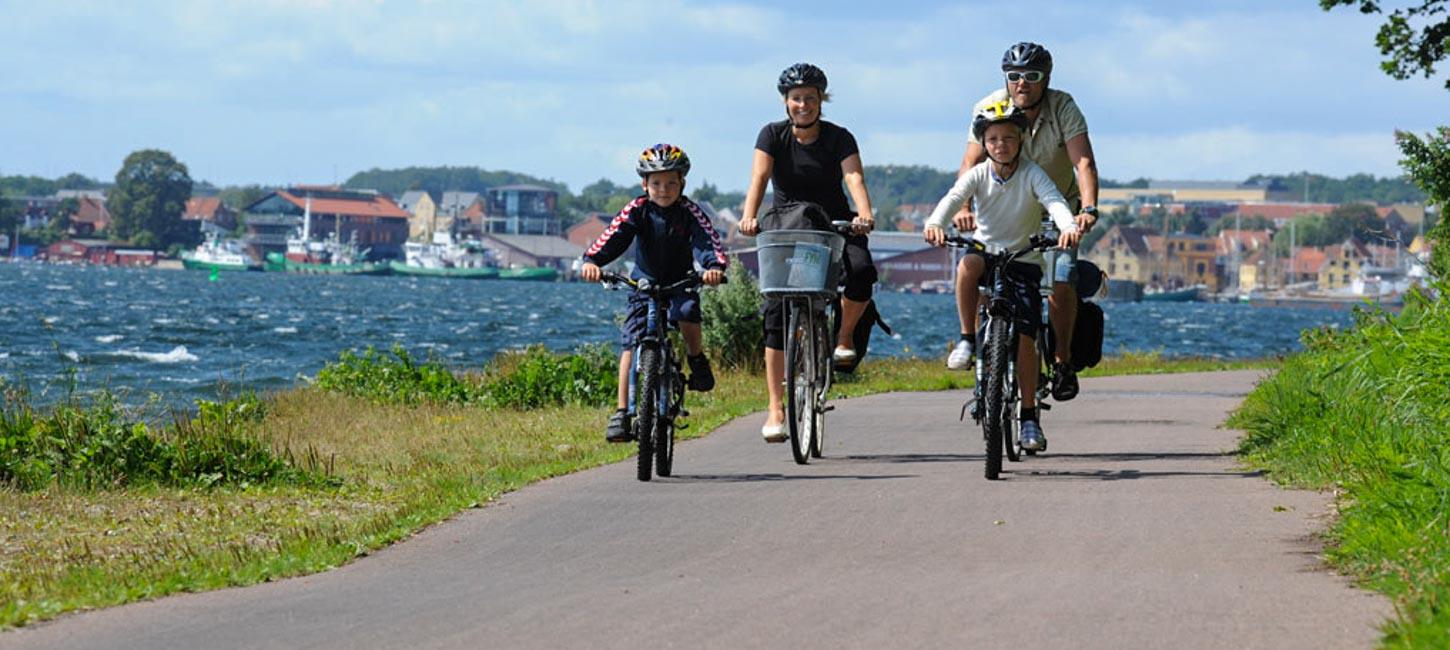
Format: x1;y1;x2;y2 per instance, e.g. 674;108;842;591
946;339;974;370
832;347;857;364
761;422;787;443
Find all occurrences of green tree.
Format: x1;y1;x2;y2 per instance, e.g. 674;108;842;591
1397;127;1450;275
1322;0;1450;89
107;149;196;249
0;197;17;241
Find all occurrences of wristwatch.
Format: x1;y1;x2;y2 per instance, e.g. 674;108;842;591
1082;205;1098;217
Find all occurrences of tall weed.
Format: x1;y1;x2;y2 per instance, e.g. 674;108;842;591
701;257;764;371
1230;283;1450;647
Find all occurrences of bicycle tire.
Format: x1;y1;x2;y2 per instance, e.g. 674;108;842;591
786;303;813;465
636;343;660;482
982;316;1011;480
655;357;675;477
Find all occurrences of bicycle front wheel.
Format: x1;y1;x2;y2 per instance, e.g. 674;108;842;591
635;343;660;482
786;303;814;465
810;313;831;458
655;355;676;477
982;316;1011;480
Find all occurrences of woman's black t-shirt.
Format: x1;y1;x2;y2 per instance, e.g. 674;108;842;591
754;119;859;219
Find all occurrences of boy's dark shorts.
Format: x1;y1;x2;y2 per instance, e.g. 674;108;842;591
967;252;1044;339
621;290;700;348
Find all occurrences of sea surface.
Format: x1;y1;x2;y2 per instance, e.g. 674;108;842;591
2;261;1354;410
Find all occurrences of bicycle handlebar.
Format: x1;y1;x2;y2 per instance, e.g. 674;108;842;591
943;234;1058;261
599;270;725;293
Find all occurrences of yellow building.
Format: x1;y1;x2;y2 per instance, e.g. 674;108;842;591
1084;225;1157;285
400;191;438;242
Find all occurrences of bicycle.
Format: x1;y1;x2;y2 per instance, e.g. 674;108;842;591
600;271;709;481
945;233;1061;480
757;221;854;464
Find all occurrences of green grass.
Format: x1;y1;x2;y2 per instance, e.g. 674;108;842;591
1;354;1265;629
1229;288;1450;649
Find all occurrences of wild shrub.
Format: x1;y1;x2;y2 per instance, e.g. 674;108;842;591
314;345;484;406
701;256;764;371
482;344;616;410
0;388;315;491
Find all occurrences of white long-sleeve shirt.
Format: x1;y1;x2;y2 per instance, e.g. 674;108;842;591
925;159;1076;263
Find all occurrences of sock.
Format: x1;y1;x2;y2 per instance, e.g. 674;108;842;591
1019;406;1038;422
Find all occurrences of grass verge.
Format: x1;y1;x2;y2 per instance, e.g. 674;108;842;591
3;353;1267;629
1228;290;1450;649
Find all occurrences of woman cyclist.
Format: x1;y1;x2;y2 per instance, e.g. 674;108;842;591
738;62;878;443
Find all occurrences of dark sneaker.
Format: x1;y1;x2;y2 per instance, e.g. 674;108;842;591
605;409;634;443
1051;363;1079;401
1020;419;1047;451
687;354;715;392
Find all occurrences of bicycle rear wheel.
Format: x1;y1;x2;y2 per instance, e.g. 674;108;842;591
786;303;814;465
810;314;831;458
982;316;1011;480
635;343;660;482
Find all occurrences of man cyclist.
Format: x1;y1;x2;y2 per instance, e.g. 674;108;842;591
947;42;1100;403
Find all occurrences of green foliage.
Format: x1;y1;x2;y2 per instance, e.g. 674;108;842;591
0;173;104;198
107;149;197;249
864;164;955;208
1397;127;1450;278
1322;0;1450;90
1100;177;1151;189
0;197;16;238
1230;283;1450;645
343;166;567;201
701;257;764;371
313;344;616;410
314;345;485;406
690;180;746;211
0;387;310;491
481;344;617;410
217;184;272;211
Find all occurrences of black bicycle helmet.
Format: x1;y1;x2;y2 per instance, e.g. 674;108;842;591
971;99;1031;141
636;143;691;178
1001;42;1053;74
777;63;828;95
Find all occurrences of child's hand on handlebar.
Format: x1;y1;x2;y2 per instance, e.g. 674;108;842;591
1056;228;1082;250
701;269;725;286
580;262;602;282
923;225;946;247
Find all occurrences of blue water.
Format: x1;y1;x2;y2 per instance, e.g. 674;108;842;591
1;262;1351;409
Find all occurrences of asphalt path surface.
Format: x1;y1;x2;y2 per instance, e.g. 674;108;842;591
4;370;1388;649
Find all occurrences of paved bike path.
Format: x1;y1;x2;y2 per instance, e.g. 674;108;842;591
4;370;1387;649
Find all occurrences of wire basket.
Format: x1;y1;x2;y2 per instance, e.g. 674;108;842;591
757;229;845;296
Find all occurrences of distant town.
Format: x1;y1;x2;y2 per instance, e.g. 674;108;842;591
2;171;1438;306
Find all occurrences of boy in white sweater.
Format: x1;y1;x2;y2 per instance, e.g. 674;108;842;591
922;100;1082;451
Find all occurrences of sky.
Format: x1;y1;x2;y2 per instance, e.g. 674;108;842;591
1;0;1446;194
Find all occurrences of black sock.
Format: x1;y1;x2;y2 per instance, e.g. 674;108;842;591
1019;406;1037;422
959;333;972;342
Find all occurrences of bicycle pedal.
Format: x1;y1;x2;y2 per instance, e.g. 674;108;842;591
680;409;690;417
1038;403;1051;412
821;405;836;413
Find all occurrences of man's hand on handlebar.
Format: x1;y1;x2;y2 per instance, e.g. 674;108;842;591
923;225;946;247
701;269;725;286
580;261;602;282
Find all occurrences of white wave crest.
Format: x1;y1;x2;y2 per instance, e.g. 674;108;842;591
273;326;298;334
95;334;125;343
116;345;199;364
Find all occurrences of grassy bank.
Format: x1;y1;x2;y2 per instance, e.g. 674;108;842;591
1229;290;1450;648
2;352;1265;629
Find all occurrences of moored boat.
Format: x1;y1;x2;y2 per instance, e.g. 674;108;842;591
1141;285;1201;302
497;266;559;281
181;235;260;272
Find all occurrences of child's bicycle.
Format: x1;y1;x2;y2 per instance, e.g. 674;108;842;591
757;221;854;464
600;271;713;481
944;233;1060;480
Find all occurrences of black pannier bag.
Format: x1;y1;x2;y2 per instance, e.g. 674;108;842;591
1071;301;1105;372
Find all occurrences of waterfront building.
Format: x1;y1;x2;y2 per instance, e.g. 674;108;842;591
398;191;438;242
483;184;560;235
242;186;410;260
182;197;237;231
479;233;582;271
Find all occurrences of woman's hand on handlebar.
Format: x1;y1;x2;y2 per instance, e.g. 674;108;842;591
850;213;874;235
701;269;725;286
738;216;759;236
580;261;602;282
923;225;947;247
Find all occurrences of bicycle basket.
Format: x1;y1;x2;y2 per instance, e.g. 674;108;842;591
756;229;845;295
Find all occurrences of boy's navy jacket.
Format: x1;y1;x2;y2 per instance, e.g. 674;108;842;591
584;194;728;283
